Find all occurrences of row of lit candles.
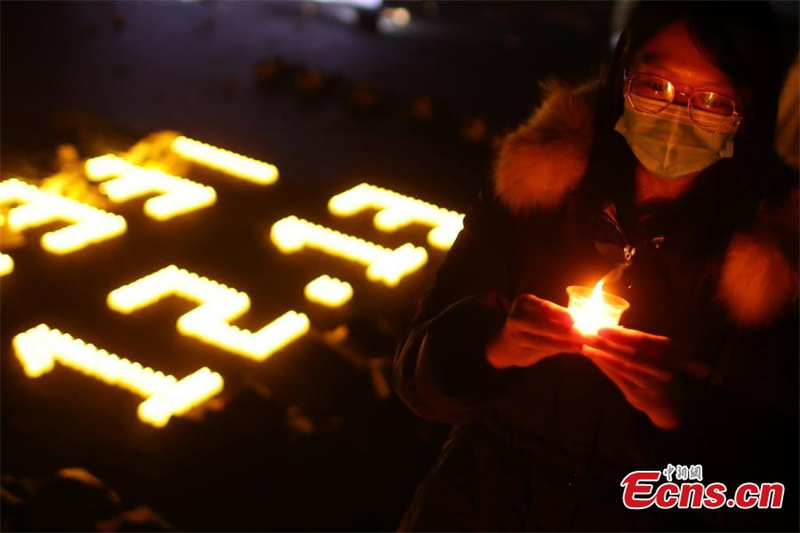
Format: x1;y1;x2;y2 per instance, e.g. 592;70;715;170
0;179;127;255
108;265;311;361
84;154;218;221
0;178;462;264
13;324;224;428
0;133;466;285
270;216;429;287
328;183;464;250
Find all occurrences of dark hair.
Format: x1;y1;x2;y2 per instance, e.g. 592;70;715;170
575;1;793;258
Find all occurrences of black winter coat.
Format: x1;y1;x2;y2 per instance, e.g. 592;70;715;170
394;83;799;532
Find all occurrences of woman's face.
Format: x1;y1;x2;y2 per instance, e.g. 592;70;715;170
629;19;742;109
617;19;744;186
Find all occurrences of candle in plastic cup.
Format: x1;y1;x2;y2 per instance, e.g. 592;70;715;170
566;280;630;336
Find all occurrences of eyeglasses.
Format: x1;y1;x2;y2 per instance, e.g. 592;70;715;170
623;71;742;133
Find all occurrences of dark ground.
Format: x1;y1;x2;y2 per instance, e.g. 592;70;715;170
1;1;797;531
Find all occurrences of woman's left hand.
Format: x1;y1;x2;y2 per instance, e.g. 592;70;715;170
581;327;687;430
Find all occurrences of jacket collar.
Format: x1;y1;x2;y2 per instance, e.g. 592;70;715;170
492;80;799;328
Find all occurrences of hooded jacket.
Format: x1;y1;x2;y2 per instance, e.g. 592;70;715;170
394;81;799;531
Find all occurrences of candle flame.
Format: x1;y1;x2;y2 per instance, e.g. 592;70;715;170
567;279;626;336
590;280;605;306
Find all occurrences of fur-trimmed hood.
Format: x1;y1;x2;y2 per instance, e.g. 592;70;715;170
493;81;799;328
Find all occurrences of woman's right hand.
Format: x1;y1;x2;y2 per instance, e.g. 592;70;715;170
486;294;585;369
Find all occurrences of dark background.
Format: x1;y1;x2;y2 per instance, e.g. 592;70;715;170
2;1;797;531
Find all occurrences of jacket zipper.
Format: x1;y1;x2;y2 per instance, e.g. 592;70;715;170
601;206;665;265
601;207;637;265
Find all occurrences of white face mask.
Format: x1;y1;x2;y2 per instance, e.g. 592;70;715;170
614;101;738;179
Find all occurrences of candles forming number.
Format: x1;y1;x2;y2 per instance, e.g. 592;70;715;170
107;265;309;361
13;324;224;428
170;136;278;185
270;216;428;287
0;179;127;255
328;183;464;250
85;155;217;221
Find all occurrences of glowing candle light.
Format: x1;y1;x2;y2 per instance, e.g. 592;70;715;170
85;155;217;221
0;179;127;254
328;183;465;250
12;324;223;428
138;367;223;428
170;136;278;185
108;265;309;361
270;216;427;287
566;280;630;336
0;254;14;276
304;275;353;307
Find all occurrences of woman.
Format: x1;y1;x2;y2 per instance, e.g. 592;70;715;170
394;2;798;531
